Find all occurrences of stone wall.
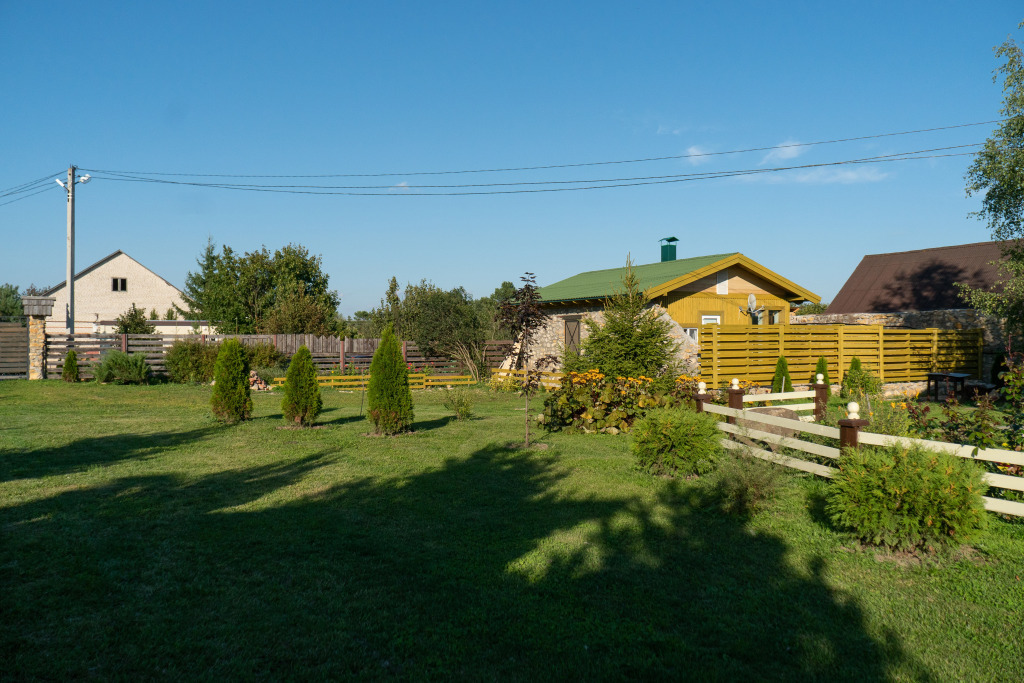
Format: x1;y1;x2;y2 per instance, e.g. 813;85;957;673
28;316;46;380
514;303;699;373
791;308;1007;382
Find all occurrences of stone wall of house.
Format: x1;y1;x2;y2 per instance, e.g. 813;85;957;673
513;303;699;373
791;309;1007;382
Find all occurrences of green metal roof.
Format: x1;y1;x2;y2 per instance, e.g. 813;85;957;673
539;253;738;302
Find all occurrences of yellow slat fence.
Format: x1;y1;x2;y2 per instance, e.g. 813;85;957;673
698;325;983;387
490;368;565;389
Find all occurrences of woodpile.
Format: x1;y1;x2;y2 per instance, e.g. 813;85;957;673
249;370;271;391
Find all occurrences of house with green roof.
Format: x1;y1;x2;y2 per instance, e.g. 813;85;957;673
526;247;820;369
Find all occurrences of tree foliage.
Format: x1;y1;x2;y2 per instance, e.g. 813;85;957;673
495;273;549;370
281;346;323;426
961;22;1024;340
794;301;828;315
366;323;414;435
179;239;340;334
61;350;79;383
210;339;252;423
771;357;794;393
0;283;22;318
114;304;156;334
563;257;678;379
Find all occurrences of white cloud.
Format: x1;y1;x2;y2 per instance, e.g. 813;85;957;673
739;167;888;185
761;139;805;165
684;145;712;166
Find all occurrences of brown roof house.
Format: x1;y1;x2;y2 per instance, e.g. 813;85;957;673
518;240;820;372
798;241;1008;381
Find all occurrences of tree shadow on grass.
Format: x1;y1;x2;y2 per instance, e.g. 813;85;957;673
412;415;454;431
1;443;930;680
0;427;219;483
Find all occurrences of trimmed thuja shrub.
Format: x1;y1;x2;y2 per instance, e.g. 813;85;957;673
771;356;793;393
281;345;322;426
841;356;881;399
61;349;79;383
631;406;722;477
211;339;252;423
367;323;414;435
811;356;831;388
827;444;988;550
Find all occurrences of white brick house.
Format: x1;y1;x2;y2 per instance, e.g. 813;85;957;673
41;250;186;333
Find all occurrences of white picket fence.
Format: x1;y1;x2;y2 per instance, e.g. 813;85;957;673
703;401;1024;518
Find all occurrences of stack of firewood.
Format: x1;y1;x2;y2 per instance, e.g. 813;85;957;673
249;370;271;392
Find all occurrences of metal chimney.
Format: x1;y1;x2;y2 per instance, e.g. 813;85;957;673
659;236;678;262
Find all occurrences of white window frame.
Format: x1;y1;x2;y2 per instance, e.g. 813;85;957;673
701;315;721;325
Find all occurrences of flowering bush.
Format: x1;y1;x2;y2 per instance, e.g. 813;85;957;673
540;369;695;434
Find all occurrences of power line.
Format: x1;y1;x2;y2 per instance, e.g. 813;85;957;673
78;117;1010;179
0;172;63;198
0;184;60;208
84;149;979;197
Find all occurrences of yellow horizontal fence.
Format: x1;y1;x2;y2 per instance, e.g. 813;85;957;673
272;373;475;390
490;368;565;389
699;325;984;387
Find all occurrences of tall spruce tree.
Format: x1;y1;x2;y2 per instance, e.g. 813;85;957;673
366;323;414;435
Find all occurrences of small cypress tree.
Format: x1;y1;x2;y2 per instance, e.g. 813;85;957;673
771;356;794;393
211;339;252;423
61;349;79;383
367;323;414;434
281;345;322;426
812;356;832;388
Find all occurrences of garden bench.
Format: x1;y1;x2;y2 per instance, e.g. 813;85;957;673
925;372;972;402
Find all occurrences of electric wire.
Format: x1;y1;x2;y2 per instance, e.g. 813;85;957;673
83;149;980;197
0;172;63;198
78;118;1010;179
0;184;60;208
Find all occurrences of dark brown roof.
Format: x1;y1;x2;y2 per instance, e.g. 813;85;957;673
827;241;1006;314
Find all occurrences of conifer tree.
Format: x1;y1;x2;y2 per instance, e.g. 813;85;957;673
281;345;322;426
367;323;414;434
61;349;79;383
211;339;252;423
771;357;794;393
812;356;832;388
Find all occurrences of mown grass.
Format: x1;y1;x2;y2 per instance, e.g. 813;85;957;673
1;381;1023;680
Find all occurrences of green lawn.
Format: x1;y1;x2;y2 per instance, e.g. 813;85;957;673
2;381;1022;680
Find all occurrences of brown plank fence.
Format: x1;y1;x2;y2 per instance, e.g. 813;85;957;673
44;332;513;379
0;321;29;379
698;324;984;387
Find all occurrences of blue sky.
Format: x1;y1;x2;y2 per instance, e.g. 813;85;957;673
2;2;1021;314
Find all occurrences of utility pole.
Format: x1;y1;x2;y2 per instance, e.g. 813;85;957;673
55;166;90;333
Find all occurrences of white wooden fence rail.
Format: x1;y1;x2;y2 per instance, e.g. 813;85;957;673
702;402;1024;518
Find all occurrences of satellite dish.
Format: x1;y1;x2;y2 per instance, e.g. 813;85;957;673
747;294;756;313
740;293;766;320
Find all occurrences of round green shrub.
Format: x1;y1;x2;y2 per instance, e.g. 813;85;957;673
61;349;79;383
281;345;322;426
93;350;150;385
631;406;722;476
211;339;252;423
367;323;414;435
827;445;988;550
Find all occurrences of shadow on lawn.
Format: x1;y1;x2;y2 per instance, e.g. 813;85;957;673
1;444;932;680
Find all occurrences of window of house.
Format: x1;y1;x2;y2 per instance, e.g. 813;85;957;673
769;310;781;325
701;314;721;325
112;278;127;292
564;319;581;353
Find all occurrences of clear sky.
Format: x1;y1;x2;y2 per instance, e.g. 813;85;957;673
2;2;1021;314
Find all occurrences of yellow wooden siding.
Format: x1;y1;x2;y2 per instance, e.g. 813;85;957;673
662;293;791;328
674;265;795;298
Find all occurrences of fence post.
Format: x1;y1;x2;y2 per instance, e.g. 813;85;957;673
727;378;743;425
339;342;346;373
402;341;408;363
838;401;869;451
813;373;829;422
121;333;128;353
694;381;709;413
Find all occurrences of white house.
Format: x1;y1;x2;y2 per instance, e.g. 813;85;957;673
41;250;189;333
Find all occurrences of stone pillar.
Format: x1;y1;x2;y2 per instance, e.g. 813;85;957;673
21;297;55;380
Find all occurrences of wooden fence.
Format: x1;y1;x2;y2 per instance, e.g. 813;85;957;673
0;321;29;379
44;332;512;379
490;368;565;389
698;325;984;387
270;373;475;390
700;401;1024;518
